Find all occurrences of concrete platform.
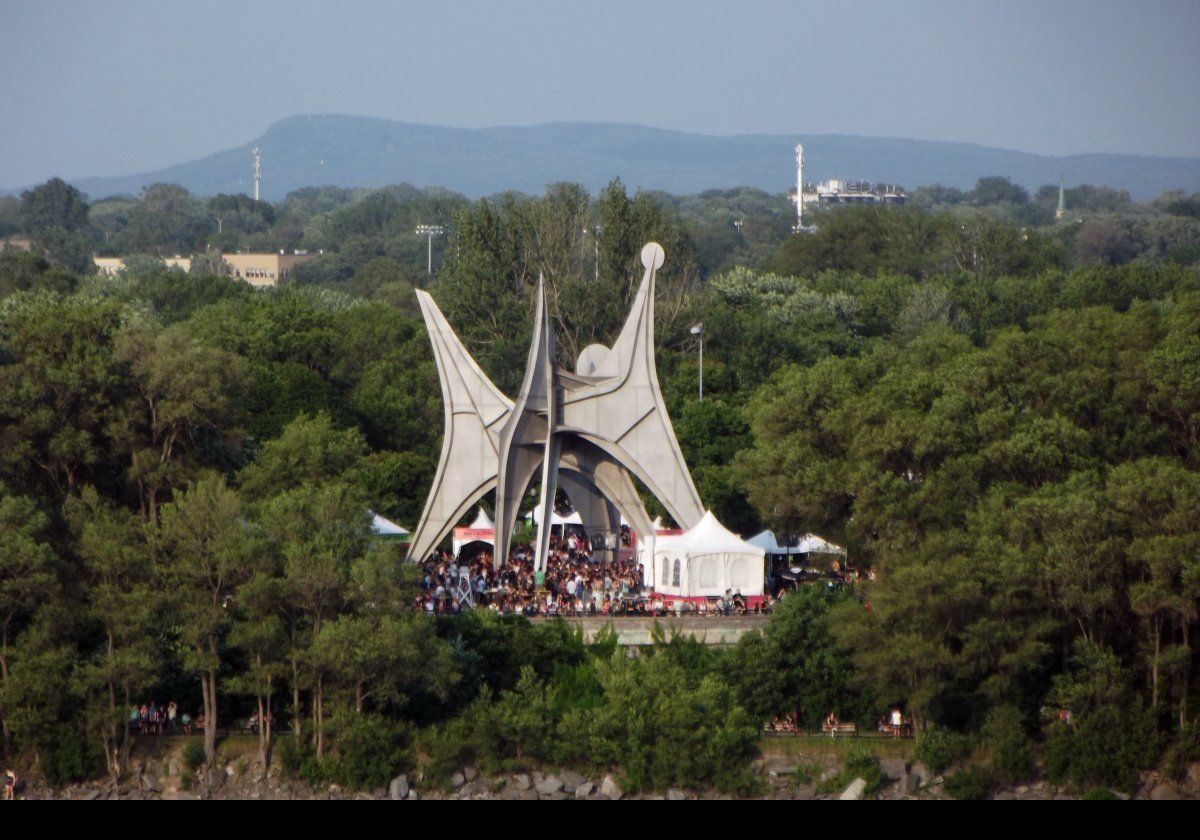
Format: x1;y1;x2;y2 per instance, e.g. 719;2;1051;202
534;615;769;646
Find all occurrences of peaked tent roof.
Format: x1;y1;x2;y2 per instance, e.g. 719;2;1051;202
747;530;786;553
467;508;494;530
656;511;765;558
370;511;410;537
796;533;846;554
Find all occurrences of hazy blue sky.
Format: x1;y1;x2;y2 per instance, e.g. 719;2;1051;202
2;0;1197;187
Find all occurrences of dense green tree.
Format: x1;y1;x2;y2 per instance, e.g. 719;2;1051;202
157;473;260;761
727;586;858;724
66;487;156;777
117;319;250;524
18;178;93;272
0;294;130;502
0;487;59;756
19;178;89;237
123;184;211;255
971;176;1030;206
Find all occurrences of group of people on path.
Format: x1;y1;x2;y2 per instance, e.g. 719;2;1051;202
129;701;198;735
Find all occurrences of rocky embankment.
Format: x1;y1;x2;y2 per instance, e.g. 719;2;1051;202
17;750;1200;800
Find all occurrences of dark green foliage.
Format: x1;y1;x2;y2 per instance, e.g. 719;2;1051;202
41;725;103;786
182;741;207;772
420;722;476;788
944;766;995;800
449;650;761;795
433;612;587;716
274;735;309;777
0;250;77;298
318;714;413;790
1042;643;1162;791
1162;728;1200;781
726;586;860;726
915;728;974;776
817;745;886;796
0;176;1197;793
982;705;1035;784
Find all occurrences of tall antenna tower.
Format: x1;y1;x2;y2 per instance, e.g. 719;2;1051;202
252;147;262;202
794;144;805;229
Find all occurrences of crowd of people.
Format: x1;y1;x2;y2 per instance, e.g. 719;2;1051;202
417;529;772;618
417;530;645;617
129;701;197;735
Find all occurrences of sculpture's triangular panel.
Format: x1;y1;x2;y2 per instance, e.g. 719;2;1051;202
407;291;512;563
559;244;704;530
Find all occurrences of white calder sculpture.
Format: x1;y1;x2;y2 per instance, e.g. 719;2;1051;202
407;243;704;571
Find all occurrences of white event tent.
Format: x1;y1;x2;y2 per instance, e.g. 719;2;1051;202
639;511;766;598
747;530;846;557
451;508;495;556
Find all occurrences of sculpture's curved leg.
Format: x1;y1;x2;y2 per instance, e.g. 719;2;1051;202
494;277;558;568
407;291;512;562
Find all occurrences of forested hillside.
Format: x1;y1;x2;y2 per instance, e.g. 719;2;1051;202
0;173;1198;795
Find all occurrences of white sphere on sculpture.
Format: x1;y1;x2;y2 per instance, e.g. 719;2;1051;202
641;242;665;270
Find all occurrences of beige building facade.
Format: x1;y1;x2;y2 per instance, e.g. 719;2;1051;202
93;255;192;276
223;252;314;287
91;251;312;286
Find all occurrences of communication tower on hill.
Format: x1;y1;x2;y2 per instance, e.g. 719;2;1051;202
252;147;262;202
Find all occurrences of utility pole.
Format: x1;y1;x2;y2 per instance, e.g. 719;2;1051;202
794;143;804;230
690;323;704;401
416;224;444;274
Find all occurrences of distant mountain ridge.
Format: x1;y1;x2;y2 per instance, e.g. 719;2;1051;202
40;115;1200;202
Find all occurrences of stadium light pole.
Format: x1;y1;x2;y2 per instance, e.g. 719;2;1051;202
416;224;444;274
690;323;704;401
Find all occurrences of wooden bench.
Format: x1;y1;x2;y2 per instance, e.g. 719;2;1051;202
762;722;800;736
821;722;858;737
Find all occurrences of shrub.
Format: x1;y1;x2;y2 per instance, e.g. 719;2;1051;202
818;745;885;797
1162;727;1200;781
1043;705;1159;792
42;726;101;786
182;741;207;772
275;733;323;785
982;705;1035;784
320;714;413;790
1042;642;1162;792
915;727;973;775
1081;787;1120;800
421;722;478;788
945;766;994;800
